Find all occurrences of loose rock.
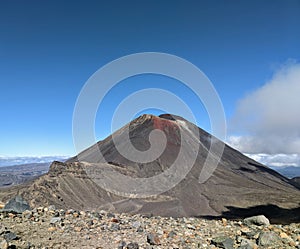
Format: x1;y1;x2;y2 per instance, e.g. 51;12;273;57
126;242;139;249
2;196;30;213
3;232;18;242
146;233;160;245
0;206;298;248
211;236;234;249
258;231;280;246
243;215;270;226
0;239;8;249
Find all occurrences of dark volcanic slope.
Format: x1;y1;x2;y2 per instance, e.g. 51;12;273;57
1;114;299;222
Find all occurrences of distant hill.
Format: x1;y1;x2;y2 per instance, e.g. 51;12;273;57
0;163;50;187
270;166;300;179
0;156;68;187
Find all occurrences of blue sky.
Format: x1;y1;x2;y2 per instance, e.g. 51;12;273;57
0;0;299;166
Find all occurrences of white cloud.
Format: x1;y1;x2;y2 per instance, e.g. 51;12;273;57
244;153;300;167
229;61;300;156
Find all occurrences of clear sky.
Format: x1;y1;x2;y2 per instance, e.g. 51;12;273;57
0;0;299;167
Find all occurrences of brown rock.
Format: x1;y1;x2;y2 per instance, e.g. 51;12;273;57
74;227;82;232
8;213;15;219
111;218;119;223
279;232;289;239
48;227;57;232
222;218;227;226
0;239;8;249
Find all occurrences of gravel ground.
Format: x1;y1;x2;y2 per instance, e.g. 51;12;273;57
0;206;300;249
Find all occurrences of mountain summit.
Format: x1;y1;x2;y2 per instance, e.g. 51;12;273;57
1;114;299;222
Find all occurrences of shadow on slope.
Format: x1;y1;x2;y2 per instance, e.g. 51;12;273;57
201;204;300;224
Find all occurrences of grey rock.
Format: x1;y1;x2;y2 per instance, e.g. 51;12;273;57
107;212;115;218
3;232;18;241
237;245;253;249
146;233;160;245
59;210;65;216
91;212;102;219
168;231;176;238
241;228;260;239
126;242;139;249
142;214;153;218
243;215;270;226
48;205;56;211
131;221;141;229
53;211;60;217
110;223;120;231
66;209;74;214
211;236;234;249
2;196;30;213
258;231;280;246
22;210;32;219
86;220;94;226
186;224;196;230
132;221;143;232
118;241;126;249
50;217;62;224
238;238;257;249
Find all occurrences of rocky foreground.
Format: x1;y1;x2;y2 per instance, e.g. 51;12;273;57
0;200;299;249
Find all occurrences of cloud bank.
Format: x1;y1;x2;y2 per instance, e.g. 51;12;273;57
229;60;300;167
0;156;69;167
245;153;300;167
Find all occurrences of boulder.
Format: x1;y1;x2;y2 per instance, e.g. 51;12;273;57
258;231;280;246
243;215;270;226
2;196;31;213
211;236;234;249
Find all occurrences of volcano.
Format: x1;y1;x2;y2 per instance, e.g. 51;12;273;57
1;114;299;222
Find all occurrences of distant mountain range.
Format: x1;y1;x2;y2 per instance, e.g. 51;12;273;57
0;162;50;187
270;166;300;179
0;156;68;187
0;156;68;167
1;114;299;223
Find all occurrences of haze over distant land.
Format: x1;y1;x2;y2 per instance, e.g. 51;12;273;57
0;156;68;167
